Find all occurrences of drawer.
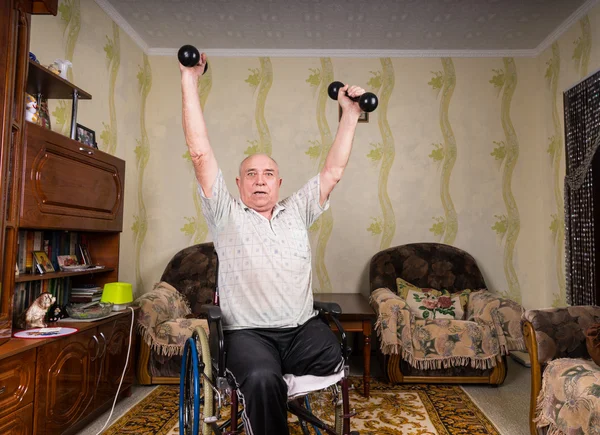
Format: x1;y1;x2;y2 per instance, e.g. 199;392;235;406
0;403;33;435
0;349;36;420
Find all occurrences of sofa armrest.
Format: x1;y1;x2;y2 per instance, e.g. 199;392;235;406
467;290;525;354
370;287;407;312
370;288;412;355
522;320;543;435
135;281;191;332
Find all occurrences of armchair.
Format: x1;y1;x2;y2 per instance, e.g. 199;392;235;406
369;243;525;385
522;306;600;435
136;242;218;385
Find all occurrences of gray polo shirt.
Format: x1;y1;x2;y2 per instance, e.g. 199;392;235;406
200;170;329;330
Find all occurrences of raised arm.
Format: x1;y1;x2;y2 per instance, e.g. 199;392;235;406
319;85;364;205
180;52;218;197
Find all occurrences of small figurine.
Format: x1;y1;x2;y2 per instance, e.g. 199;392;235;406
24;94;39;124
47;302;66;323
19;292;56;329
53;59;72;80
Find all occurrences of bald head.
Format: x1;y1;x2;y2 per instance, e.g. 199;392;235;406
239;153;279;177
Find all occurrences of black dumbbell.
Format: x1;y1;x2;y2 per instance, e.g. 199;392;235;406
327;81;378;113
178;44;208;75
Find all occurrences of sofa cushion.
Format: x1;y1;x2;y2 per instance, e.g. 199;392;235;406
404;288;464;320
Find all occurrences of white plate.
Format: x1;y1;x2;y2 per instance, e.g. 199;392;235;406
13;327;78;339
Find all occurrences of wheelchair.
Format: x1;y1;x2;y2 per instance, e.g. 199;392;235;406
179;300;359;435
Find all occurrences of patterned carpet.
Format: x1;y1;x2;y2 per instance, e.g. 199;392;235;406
104;377;500;435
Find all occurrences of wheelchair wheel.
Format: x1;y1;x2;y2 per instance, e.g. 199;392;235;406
195;326;214;435
180;337;200;435
180;327;215;435
334;400;343;435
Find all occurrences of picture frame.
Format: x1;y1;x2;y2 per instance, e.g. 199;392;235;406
79;244;92;266
57;254;80;271
338;106;369;123
33;250;55;274
75;123;97;149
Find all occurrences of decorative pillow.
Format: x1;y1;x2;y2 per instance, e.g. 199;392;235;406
395;277;471;320
396;277;423;298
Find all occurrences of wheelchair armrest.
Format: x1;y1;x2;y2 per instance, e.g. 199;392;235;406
200;304;223;323
200;304;227;378
313;301;342;317
313;301;351;361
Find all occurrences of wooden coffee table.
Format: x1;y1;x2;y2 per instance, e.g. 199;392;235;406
314;293;375;398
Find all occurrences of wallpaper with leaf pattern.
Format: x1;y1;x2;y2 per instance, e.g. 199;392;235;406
29;1;600;308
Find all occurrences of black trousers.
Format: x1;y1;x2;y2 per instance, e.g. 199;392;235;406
224;316;343;435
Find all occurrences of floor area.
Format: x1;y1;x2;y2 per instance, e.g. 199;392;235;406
78;350;531;435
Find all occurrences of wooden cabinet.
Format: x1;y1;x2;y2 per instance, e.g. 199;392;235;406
33;314;137;435
0;2;133;434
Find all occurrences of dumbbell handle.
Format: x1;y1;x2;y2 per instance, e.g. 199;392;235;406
327;81;378;113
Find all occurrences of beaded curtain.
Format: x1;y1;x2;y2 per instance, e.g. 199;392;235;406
564;70;600;306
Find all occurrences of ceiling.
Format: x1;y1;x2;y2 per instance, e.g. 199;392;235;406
96;0;596;57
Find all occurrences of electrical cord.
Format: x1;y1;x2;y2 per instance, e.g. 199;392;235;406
95;306;135;435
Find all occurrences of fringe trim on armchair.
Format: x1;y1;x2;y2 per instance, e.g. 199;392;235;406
136;323;185;357
506;336;527;352
401;349;497;370
534;384;567;435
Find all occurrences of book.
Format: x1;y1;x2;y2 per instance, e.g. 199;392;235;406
70;295;102;303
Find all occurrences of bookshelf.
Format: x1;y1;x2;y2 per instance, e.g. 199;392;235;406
15;268;115;283
0;2;133;433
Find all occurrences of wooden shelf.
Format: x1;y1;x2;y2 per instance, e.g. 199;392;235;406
26;60;91;100
15;267;114;283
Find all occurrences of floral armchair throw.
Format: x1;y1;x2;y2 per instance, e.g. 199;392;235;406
369;243;525;385
135;242;217;384
522;307;600;435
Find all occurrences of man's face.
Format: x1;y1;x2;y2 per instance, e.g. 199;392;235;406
236;154;282;216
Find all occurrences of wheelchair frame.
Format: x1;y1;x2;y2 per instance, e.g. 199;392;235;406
179;301;359;435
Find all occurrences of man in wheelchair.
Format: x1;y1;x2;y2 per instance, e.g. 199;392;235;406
179;52;363;435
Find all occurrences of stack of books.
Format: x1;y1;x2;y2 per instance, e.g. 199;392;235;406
70;286;103;304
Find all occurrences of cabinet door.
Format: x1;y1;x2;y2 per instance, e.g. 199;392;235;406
95;314;137;408
34;328;99;435
0;403;33;435
21;123;125;232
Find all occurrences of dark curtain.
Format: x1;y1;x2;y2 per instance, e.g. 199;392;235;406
564;70;600;306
